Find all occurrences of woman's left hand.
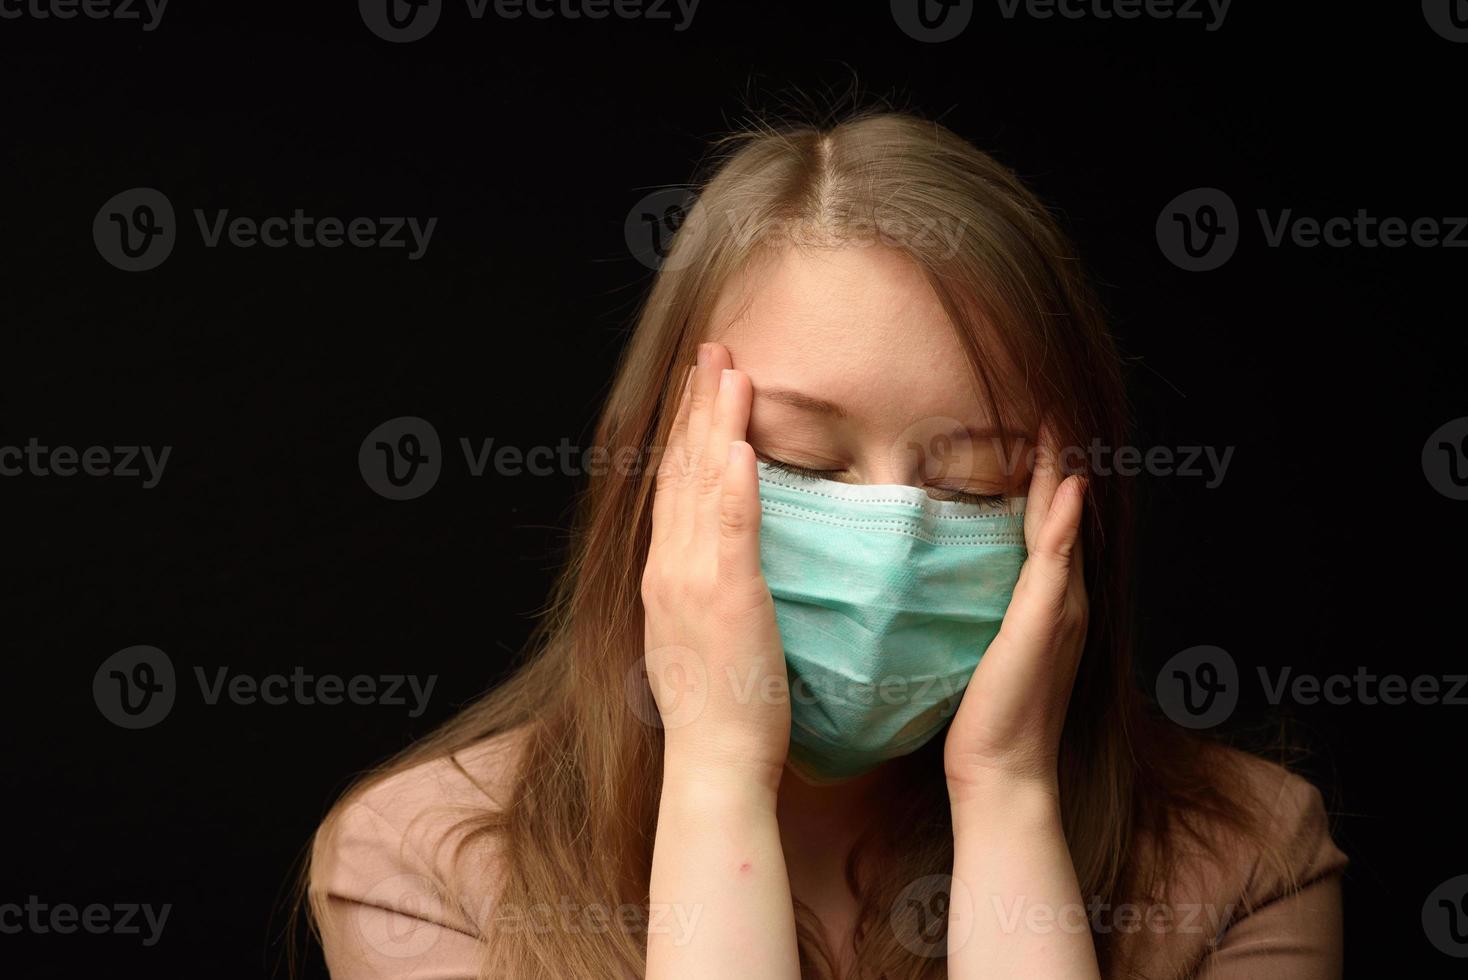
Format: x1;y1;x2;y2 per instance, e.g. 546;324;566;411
943;420;1089;801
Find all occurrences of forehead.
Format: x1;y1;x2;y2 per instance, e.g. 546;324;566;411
705;245;1003;428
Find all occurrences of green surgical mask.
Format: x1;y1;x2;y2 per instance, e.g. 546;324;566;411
756;461;1027;783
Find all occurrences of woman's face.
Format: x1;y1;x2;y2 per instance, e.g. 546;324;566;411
706;244;1034;503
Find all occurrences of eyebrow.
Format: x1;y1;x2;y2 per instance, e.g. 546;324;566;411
756;386;850;419
756;386;1018;442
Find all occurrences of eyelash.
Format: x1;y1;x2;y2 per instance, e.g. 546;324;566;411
758;456;1007;507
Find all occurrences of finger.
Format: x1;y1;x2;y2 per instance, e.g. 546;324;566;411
696;368;752;538
1024;419;1062;550
651;364;696;549
717;439;763;586
1065;498;1087;600
994;474;1087;652
678;343;732;543
683;343;729;458
1033;474;1086;573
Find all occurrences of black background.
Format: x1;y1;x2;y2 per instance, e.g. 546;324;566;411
3;1;1465;977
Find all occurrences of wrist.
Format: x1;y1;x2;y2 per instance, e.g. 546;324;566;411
661;743;783;811
948;769;1061;830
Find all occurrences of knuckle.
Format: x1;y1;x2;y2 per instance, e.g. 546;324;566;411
674;447;700;484
655;447;692;489
640;558;685;602
673;446;703;487
688;384;713;415
718;501;750;537
695;458;724;496
639;565;662;603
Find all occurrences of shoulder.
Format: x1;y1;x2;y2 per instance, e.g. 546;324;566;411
1114;747;1347;978
332;729;523;847
1216;748;1347;902
1167;747;1348;915
308;729;528;974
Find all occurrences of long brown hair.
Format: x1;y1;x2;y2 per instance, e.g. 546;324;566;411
301;109;1289;979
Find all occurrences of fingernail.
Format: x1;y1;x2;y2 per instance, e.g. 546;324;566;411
728;440;746;463
697;343;711;366
720;368;735;391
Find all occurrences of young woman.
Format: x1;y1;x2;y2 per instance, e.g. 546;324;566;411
304;111;1346;979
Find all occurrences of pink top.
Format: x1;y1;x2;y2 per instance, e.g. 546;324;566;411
310;735;1346;979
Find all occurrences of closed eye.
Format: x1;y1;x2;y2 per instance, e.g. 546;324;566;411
757;452;1007;506
756;454;841;481
924;486;1008;507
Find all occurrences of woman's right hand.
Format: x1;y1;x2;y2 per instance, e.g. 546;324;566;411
641;341;790;794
